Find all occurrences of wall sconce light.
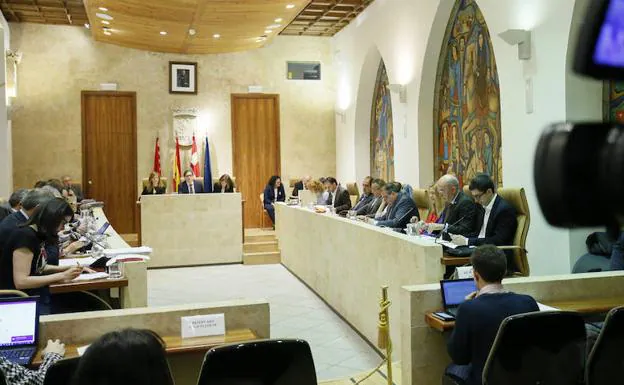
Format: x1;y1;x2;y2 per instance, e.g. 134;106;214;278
387;84;407;103
498;29;532;60
335;110;346;124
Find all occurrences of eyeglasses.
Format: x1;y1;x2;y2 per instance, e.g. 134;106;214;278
472;191;485;201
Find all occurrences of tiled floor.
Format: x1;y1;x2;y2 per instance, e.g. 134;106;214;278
148;264;382;381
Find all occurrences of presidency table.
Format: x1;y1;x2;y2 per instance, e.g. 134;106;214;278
275;204;444;354
141;194;243;268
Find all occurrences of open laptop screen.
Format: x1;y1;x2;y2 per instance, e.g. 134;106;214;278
0;298;38;347
441;279;477;307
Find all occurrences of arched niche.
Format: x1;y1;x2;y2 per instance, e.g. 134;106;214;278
370;60;394;181
432;0;503;187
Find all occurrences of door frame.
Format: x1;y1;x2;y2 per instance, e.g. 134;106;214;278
81;91;138;232
231;93;282;184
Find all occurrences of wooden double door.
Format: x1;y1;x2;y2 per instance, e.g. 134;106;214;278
81;91;138;235
231;94;281;229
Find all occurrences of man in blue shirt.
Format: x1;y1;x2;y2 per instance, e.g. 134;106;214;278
446;245;539;385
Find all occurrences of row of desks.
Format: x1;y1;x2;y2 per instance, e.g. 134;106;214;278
425;296;624;332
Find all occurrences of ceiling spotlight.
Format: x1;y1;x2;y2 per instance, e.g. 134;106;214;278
189;29;196;36
264;29;272;34
96;13;113;20
286;4;295;9
98;7;108;11
274;18;283;23
84;23;90;29
103;30;112;36
267;24;281;29
101;20;110;25
160;31;167;35
213;33;221;39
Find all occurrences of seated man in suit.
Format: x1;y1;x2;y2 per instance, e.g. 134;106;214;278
351;176;374;213
358;179;386;218
446;245;539;385
291;176;311;197
0;189;28;222
62;175;84;202
450;174;518;266
178;170;204;194
426;174;477;236
323;177;352;214
369;182;418;229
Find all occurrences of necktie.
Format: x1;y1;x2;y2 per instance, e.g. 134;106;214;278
190;183;194;194
328;192;333;205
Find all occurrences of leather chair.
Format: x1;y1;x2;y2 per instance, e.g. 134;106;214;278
441;187;531;277
43;357;81;385
482;311;586;385
586;306;624;385
141;177;168;191
346;182;360;207
412;188;431;221
196;339;317;385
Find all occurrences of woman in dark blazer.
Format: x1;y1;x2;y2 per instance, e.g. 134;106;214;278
263;175;285;225
142;172;166;195
213;174;235;193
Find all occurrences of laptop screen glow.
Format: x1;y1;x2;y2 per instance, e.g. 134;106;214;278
442;280;477;307
0;299;37;347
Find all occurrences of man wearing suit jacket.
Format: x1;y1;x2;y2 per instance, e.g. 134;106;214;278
371;182;418;229
62;176;84;202
352;176;374;213
324;177;352;213
451;174;518;269
358;179;385;217
291;176;311;197
427;174;477;236
446;246;538;385
178;170;204;194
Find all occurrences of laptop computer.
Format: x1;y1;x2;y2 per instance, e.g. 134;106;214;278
440;278;478;317
0;297;40;366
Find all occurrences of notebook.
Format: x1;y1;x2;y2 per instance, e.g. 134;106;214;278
0;297;40;366
440;278;478;317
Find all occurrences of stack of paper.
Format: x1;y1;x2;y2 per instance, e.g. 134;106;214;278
102;246;152;256
105;254;150;266
59;257;97;267
72;272;109;282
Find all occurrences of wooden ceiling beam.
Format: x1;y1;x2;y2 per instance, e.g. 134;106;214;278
1;0;20;21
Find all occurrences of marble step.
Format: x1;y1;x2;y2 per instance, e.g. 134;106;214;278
243;241;279;253
243;251;281;265
244;234;277;243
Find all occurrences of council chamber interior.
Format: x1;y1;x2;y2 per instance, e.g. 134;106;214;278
0;0;623;384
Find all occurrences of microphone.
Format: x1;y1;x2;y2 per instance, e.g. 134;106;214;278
438;216;465;241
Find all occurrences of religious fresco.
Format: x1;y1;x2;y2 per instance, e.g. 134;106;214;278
434;0;502;186
370;60;395;182
604;81;624;123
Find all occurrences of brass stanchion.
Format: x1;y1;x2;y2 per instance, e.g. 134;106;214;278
377;285;392;385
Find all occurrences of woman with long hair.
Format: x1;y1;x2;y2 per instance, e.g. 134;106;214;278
262;175;286;225
0;198;84;314
73;329;174;385
142;172;166;195
213;174;235;193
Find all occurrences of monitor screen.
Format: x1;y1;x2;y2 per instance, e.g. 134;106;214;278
593;0;624;68
441;279;477;307
0;299;38;347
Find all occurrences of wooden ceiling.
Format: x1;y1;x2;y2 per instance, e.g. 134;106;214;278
280;0;374;37
0;0;89;25
82;0;310;54
0;0;373;53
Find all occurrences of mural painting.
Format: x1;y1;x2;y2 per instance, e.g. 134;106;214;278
370;60;395;182
605;81;624;123
434;0;502;186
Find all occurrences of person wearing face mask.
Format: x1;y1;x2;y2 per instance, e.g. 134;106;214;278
445;245;539;385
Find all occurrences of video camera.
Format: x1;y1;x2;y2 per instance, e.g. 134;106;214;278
534;0;624;233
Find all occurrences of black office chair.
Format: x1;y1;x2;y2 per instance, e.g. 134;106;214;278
586;306;624;385
196;339;317;385
482;311;586;385
43;357;80;385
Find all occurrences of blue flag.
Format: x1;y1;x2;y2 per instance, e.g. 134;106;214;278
204;138;213;193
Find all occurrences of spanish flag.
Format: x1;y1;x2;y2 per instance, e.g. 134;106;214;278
173;137;182;192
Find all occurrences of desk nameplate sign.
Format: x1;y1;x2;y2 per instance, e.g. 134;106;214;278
181;314;225;339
